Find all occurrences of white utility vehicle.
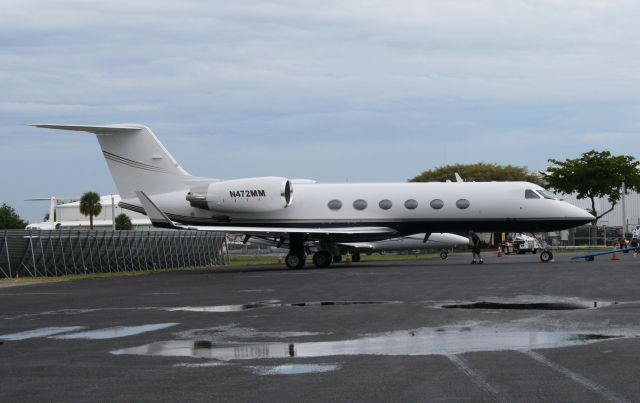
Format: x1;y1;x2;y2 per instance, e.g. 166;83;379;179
513;233;543;254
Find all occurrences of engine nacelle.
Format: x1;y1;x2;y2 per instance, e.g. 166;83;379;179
186;177;292;213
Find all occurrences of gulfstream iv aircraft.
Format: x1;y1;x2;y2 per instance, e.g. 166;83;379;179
33;124;594;269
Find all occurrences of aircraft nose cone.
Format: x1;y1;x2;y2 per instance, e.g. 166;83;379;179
569;204;595;224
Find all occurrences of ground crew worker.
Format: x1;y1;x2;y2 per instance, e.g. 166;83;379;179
469;230;484;264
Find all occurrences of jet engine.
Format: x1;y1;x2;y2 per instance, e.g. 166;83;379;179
186;177;292;213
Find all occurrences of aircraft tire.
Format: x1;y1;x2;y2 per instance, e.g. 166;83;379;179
285;253;305;269
539;250;553;263
313;251;332;268
352;252;361;262
439;250;448;260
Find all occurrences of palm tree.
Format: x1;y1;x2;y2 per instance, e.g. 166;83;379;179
115;213;132;230
79;191;102;230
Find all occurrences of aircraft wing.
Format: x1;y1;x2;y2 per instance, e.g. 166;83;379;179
135;191;398;239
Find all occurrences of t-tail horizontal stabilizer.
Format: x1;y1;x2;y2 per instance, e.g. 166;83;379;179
135;191;185;230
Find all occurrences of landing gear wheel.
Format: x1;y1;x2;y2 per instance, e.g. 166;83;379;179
539;250;553;263
439;250;449;260
333;255;342;263
585;256;595;262
352;252;361;262
313;251;332;268
285;253;305;269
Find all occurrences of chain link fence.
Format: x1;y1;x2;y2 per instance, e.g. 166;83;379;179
0;229;228;278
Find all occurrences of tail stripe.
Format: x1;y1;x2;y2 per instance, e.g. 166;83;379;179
102;151;168;173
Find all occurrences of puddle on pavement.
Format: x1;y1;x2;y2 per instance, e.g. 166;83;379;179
248;364;341;375
0;326;85;341
166;301;398;313
110;325;629;360
52;323;178;340
441;300;618;310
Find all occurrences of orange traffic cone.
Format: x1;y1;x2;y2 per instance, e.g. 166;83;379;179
611;251;620;261
277;255;284;265
345;253;352;264
497;247;504;257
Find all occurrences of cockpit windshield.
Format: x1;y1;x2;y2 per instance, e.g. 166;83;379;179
525;189;540;199
536;189;557;200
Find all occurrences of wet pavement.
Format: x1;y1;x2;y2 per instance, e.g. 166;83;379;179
2;252;640;402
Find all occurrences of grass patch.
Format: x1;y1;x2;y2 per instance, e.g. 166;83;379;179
0;266;229;284
0;271;155;284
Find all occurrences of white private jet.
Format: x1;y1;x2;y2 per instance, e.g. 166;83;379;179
338;232;470;261
33;124;593;268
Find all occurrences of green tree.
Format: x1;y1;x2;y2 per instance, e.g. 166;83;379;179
0;203;28;229
79;191;102;230
410;163;544;184
115;213;133;230
543;150;640;222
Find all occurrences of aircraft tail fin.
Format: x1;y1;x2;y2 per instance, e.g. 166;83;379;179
32;124;193;199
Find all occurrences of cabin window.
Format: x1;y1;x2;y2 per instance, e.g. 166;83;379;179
404;199;418;210
525;189;540;199
379;199;392;210
328;199;342;210
353;199;368;210
430;199;444;209
536;189;557;199
456;199;470;209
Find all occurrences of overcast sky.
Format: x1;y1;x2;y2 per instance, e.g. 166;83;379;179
2;0;640;222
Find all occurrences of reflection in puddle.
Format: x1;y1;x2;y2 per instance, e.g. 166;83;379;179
173;361;228;368
166;300;399;313
441;301;618;310
166;303;280;313
0;326;85;341
249;364;341;375
174;325;327;342
569;334;620;341
110;326;627;360
53;323;178;340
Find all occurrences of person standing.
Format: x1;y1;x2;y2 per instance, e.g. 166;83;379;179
469;230;484;264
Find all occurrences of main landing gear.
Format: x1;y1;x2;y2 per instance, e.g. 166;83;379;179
285;237;361;269
285;235;306;270
312;250;332;268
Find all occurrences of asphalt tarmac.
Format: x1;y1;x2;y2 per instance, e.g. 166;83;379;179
2;251;640;402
